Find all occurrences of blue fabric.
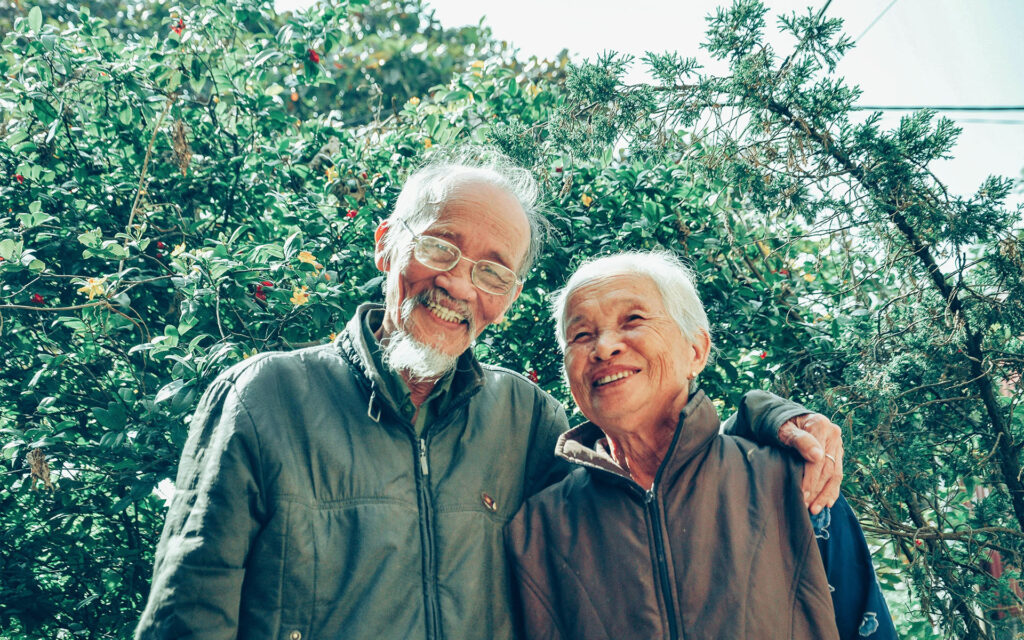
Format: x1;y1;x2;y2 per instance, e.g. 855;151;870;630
813;495;898;639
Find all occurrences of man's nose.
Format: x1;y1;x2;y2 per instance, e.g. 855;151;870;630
435;257;477;301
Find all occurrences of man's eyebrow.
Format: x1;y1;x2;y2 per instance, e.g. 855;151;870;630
428;226;515;267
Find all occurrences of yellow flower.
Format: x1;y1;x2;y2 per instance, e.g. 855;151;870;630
408;96;420;106
325;166;338;182
470;60;485;69
77;277;106;300
581;194;594;208
328;332;337;342
423;138;432;149
171;243;186;257
803;273;816;283
297;251;318;265
290;285;310;306
526;83;541;98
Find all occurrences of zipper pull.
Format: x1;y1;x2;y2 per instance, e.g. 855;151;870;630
645;487;656;504
418;438;430;476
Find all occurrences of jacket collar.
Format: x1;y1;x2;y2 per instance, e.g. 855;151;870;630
337;303;485;421
556;390;721;489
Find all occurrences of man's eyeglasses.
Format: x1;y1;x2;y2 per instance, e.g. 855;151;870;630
396;218;521;296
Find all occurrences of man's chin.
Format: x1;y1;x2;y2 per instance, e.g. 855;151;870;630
382;329;461;382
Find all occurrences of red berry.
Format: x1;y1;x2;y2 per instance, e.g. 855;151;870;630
361;172;368;179
15;174;24;184
156;241;166;249
555;167;563;173
346;209;357;218
308;49;320;64
261;280;274;287
254;290;266;301
760;351;767;359
528;370;539;383
31;293;44;304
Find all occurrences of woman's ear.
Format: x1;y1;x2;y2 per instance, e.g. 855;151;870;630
374;220;391;271
691;329;712;375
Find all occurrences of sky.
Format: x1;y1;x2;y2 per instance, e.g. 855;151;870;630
277;0;1024;207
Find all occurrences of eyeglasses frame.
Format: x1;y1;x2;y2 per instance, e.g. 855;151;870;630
394;217;523;296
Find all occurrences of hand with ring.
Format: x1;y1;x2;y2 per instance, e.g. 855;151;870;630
777;413;844;514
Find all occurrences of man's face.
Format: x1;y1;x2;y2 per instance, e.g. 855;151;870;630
376;180;529;361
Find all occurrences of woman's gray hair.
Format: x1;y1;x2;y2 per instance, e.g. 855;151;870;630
551;251;711;351
380;146;544;278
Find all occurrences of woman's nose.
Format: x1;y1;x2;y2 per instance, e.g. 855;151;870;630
591;331;623;360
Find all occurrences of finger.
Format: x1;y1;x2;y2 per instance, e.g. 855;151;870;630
784;424;824;464
801;456;827;510
809;462;843;514
808;434;843;513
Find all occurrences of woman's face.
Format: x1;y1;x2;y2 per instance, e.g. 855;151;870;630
562;273;709;438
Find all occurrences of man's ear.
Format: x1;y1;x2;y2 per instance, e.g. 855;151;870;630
374;220;390;272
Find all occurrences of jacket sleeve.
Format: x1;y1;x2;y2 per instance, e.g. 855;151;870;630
720;389;808;445
135;377;266;640
504;512;568;640
523;391;572;498
813;495;898;640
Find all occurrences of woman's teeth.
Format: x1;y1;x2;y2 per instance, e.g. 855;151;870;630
595;370;636;386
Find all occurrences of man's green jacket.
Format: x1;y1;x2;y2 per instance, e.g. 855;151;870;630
135;304;805;640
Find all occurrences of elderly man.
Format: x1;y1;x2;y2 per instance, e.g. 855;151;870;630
135;149;842;640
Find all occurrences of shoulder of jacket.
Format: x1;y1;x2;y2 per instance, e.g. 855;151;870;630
211;344;345;394
523;466;590;511
718;433;802;479
480;364;558;400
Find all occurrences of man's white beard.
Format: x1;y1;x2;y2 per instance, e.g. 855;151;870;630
381;293;467;381
381;329;458;382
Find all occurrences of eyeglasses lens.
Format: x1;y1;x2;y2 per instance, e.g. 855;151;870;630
413;235;516;295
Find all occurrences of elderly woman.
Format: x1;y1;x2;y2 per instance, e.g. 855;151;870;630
505;252;895;640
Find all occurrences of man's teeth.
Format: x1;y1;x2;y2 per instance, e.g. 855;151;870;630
595;371;636;386
426;300;464;323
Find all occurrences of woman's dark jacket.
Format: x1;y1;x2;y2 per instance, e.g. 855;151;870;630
504;390;840;640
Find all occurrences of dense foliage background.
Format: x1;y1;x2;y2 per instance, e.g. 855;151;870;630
1;0;1022;637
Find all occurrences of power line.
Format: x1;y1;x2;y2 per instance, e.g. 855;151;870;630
854;0;900;43
852;106;1024;112
955;119;1024;125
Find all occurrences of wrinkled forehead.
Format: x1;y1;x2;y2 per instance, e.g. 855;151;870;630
563;273;664;325
433;181;531;265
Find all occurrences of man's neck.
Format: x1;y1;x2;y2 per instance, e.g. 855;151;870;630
402;374;438;408
374;323;442;408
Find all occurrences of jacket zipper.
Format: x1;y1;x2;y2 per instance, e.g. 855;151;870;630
415;436;442;640
645;486;680;640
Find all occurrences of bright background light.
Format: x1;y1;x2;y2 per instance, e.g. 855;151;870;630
276;0;1024;204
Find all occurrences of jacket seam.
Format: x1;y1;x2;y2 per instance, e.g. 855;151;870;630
519;538;617;639
507;555;570;640
790;532;816;639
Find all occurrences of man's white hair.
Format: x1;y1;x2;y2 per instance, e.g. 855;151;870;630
551;251;712;352
380;146;543;281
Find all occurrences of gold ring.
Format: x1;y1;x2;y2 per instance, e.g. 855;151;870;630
824;453;837;465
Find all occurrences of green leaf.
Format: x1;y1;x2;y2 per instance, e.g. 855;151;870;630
28;6;42;32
